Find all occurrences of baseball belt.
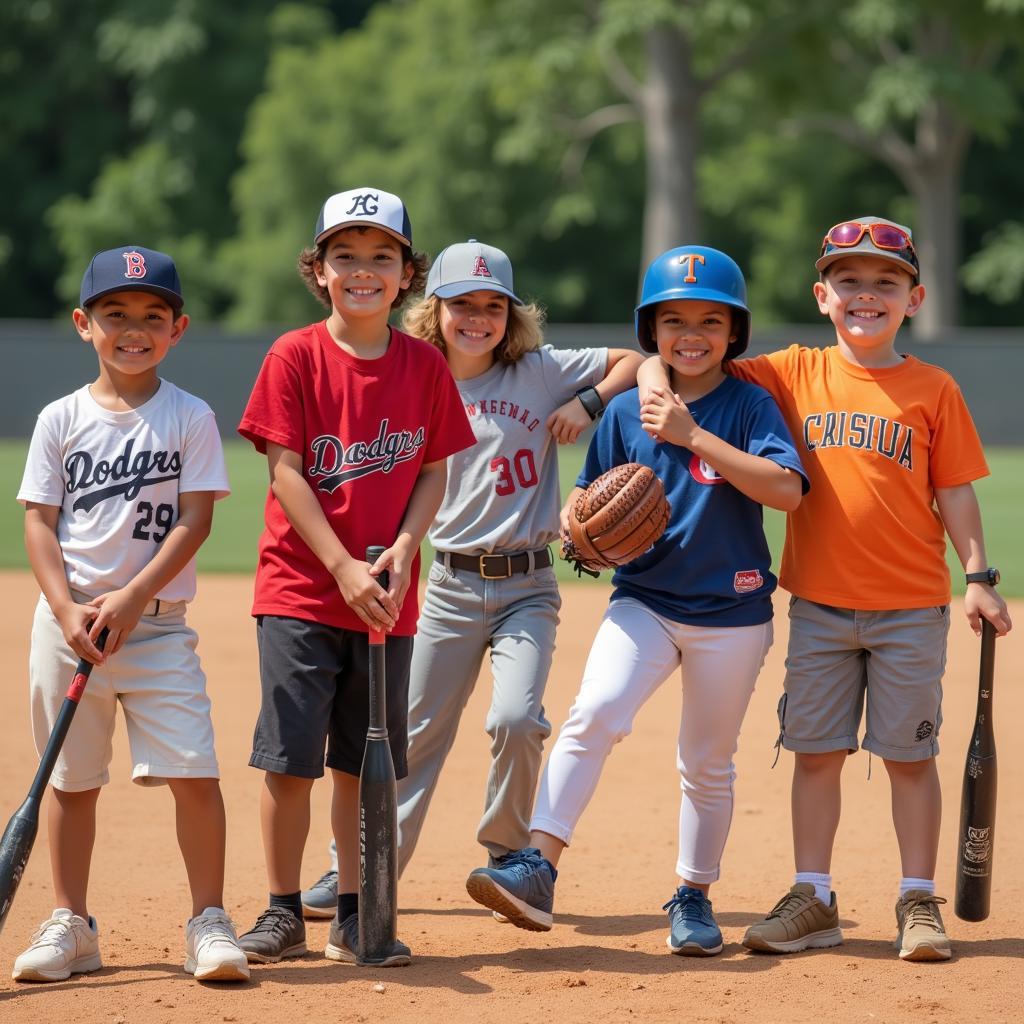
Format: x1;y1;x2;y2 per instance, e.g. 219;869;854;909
436;548;553;580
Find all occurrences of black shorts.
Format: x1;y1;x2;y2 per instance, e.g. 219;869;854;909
250;615;413;780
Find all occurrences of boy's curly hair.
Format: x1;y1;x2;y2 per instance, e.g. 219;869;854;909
402;294;545;362
297;230;428;311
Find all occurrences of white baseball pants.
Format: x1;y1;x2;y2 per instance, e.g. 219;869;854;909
530;596;772;884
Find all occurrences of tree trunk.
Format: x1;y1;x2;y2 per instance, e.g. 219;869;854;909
908;159;961;340
641;26;700;280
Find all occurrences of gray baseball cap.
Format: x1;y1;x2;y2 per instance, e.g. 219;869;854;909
815;216;919;279
314;187;412;246
426;240;523;304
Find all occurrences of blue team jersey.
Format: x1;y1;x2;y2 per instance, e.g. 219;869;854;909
578;377;808;627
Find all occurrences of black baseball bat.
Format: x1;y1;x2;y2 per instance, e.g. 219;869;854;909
955;619;997;922
358;547;401;965
0;628;108;934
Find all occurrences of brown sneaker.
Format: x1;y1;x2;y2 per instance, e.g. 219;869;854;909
742;883;843;953
895;890;951;961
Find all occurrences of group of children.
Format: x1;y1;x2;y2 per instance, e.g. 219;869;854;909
11;184;1011;984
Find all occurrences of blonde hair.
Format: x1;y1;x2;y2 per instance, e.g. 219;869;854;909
297;232;429;311
402;294;545;362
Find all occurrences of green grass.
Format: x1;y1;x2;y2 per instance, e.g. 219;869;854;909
2;440;1021;595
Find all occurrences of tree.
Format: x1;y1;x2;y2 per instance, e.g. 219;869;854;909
777;0;1024;337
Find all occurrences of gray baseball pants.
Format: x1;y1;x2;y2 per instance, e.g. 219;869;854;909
396;556;559;872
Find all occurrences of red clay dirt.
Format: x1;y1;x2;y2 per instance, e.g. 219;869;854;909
0;570;1020;1024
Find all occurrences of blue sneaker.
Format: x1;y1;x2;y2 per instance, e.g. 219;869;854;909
300;868;338;919
663;886;723;956
465;848;556;932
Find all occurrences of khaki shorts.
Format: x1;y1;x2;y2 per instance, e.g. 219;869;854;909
778;597;949;762
29;596;219;791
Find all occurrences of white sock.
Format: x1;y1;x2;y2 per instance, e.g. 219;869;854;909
795;871;832;906
900;876;935;898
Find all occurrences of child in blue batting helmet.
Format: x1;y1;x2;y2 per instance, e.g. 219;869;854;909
464;245;808;956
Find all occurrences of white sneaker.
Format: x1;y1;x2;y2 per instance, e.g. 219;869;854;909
12;908;102;982
185;908;250;982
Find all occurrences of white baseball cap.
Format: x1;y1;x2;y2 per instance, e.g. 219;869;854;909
314;187;412;246
426;239;523;304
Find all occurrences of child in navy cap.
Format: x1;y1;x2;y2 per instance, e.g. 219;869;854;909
13;247;246;983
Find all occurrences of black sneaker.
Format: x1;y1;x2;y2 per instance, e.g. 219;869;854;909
237;907;307;963
325;913;411;967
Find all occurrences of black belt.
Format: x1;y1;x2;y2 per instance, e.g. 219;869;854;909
437;548;553;579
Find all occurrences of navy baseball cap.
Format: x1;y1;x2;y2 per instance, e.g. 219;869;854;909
314;187;412;246
80;246;184;311
426;239;522;305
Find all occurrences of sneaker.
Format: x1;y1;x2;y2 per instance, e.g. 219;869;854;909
465;848;556;932
12;909;101;982
184;908;250;982
895;890;951;962
663;886;723;956
325;913;412;967
742;883;843;953
237;906;307;963
301;869;338;919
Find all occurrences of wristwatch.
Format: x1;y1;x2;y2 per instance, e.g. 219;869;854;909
965;567;1000;587
574;386;604;421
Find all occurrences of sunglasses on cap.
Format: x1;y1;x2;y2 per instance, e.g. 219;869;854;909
820;220;918;263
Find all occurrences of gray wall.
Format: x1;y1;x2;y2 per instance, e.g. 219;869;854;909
2;320;1021;443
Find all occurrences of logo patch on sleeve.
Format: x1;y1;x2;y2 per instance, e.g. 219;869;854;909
733;570;764;593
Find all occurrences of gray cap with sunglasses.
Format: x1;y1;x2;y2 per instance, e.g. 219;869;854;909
816;216;919;280
426;239;523;305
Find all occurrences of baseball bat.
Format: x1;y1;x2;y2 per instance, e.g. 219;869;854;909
0;628;108;934
358;546;400;965
954;619;997;922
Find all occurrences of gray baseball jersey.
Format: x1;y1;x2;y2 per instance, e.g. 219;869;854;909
429;345;607;554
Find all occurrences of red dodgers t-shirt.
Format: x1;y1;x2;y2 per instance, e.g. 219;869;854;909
239;323;475;634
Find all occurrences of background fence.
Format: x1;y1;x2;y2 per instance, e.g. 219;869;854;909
2;321;1021;443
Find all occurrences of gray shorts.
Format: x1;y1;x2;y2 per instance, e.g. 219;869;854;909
778;597;949;762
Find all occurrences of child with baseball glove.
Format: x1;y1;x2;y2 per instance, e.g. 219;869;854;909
465;245;806;956
14;247;245;983
639;217;1012;961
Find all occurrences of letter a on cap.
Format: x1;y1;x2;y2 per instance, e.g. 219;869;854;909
472;256;492;278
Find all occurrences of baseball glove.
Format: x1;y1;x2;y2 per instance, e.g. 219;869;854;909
561;463;670;576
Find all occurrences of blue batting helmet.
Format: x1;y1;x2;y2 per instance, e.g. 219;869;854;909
634;245;750;359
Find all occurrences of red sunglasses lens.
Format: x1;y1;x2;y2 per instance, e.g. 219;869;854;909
829;222;864;246
869;225;910;250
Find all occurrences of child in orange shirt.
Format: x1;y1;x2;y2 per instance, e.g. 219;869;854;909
638;218;1011;961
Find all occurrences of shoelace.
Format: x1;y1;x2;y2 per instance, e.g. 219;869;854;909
902;894;946;929
496;849;544;878
30;917;78;949
311;869;338;891
662;889;712;924
766;889;814;920
249;907;299;936
193;912;237;949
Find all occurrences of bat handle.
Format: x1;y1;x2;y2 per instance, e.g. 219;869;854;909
979;618;996;690
27;628;109;804
365;545;390;647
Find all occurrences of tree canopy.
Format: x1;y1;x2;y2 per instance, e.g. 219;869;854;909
3;0;1023;334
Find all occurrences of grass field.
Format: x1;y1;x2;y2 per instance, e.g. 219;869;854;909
1;439;1021;594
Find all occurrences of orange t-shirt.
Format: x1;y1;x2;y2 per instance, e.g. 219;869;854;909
730;345;988;609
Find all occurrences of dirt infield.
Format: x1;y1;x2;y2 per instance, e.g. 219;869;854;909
0;570;1020;1024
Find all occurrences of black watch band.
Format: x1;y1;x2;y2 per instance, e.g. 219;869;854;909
575;386;604;421
966;568;1000;587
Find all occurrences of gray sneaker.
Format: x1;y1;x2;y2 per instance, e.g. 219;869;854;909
324;913;411;967
301;869;338;919
237;907;307;963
